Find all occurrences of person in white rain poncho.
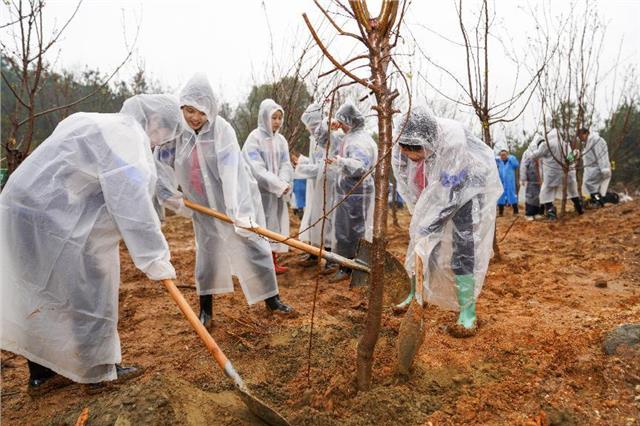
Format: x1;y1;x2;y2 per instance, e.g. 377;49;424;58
156;74;294;328
531;128;583;219
295;103;344;270
242;99;294;274
326;102;377;283
577;128;611;207
519;138;544;220
396;108;502;338
0;94;182;394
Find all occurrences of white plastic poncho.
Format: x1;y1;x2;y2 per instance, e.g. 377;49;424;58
0;94;182;383
156;73;278;304
581;132;611;196
242;99;294;253
400;109;502;310
391;143;426;214
531;128;579;203
332;103;377;259
296;104;343;248
519;139;543;207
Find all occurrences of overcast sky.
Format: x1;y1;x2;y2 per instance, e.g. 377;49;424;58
2;0;639;141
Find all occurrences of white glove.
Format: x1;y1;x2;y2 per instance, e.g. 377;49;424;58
164;195;193;218
601;168;611;179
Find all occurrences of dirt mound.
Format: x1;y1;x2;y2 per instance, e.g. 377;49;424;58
50;374;263;426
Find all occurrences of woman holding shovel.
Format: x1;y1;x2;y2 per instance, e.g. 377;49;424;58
393;108;502;337
0;94;183;395
155;74;294;330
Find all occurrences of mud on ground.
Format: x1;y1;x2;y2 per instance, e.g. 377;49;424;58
2;201;639;425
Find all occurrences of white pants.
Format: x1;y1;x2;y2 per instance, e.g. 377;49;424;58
539;178;579;204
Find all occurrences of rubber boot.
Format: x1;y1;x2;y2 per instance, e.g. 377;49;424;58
272;252;289;274
448;274;477;338
393;275;416;313
199;295;213;330
265;294;295;316
571;197;584;215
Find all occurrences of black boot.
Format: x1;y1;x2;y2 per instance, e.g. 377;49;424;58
498;205;505;216
199;295;213;330
590;193;604;207
27;360;71;396
512;204;519;215
329;267;352;283
265;295;294;316
571;197;584;215
545;202;557;220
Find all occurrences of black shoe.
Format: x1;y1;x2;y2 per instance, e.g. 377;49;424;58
498;205;505;216
590;193;605;207
27;361;72;397
115;364;143;381
199;295;213;330
299;254;319;268
513;205;519;215
83;364;143;394
328;268;351;283
265;295;295;316
320;261;339;275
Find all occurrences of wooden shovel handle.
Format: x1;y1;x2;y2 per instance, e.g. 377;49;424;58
415;255;424;302
183;198;369;272
161;279;229;370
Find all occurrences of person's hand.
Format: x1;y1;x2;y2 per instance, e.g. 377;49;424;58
330;120;341;131
324;157;335;165
291;154;299;168
283;185;291;195
165;195;193;218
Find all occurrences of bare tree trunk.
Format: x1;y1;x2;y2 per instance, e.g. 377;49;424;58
356;27;395;392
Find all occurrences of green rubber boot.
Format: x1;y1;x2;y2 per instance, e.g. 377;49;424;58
393;276;416;313
455;274;476;330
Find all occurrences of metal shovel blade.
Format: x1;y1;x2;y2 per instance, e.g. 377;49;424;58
396;301;425;376
236;384;290;426
350;240;411;306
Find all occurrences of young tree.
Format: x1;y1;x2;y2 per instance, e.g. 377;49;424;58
303;0;410;390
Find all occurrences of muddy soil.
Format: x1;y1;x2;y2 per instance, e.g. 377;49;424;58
2;201;639;425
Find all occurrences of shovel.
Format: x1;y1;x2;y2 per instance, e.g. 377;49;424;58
162;279;290;426
396;255;425;376
183;199;410;303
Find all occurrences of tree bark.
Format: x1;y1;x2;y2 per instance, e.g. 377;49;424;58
355;26;395;392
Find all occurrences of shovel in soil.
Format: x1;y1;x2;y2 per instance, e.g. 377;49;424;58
162;279;290;426
396;256;425;377
183;199;410;303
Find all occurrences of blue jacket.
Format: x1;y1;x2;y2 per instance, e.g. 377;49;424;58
496;155;519;205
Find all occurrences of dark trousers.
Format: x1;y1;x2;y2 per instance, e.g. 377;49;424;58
525;203;543;216
451;200;475;276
